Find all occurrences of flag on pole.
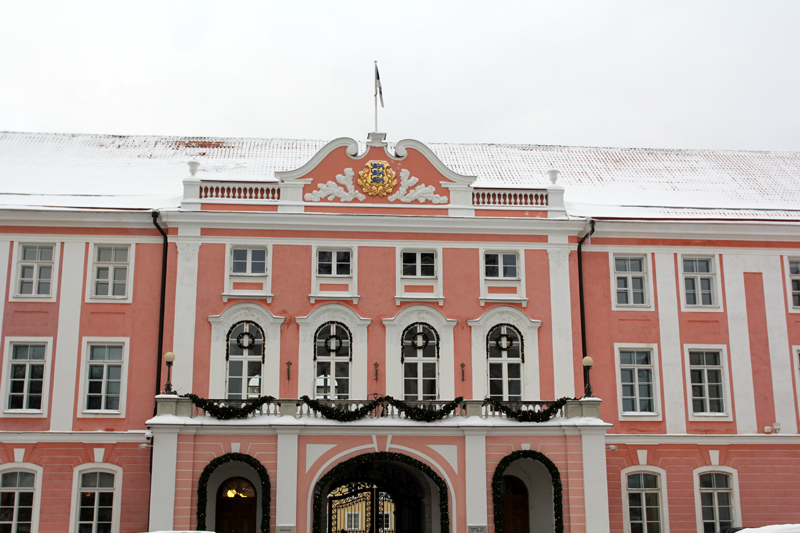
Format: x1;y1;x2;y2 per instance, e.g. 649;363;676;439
375;63;384;108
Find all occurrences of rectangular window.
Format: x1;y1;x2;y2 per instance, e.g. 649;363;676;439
318;250;351;276
232;248;266;275
485;253;518;278
699;473;733;533
620;350;655;413
0;471;35;533
627;473;662;533
93;246;129;298
86;345;123;411
689;351;725;414
615;256;647;305
790;259;800;308
346;511;360;530
17;244;54;296
378;512;391;531
7;344;46;411
683;257;715;307
402;251;435;277
78;471;115;533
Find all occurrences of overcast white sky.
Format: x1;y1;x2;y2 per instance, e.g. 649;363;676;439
1;0;799;151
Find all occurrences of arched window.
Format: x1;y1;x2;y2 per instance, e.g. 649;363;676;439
77;471;116;533
626;472;663;533
226;321;265;399
314;322;352;399
0;470;35;532
401;323;439;400
699;472;734;533
487;324;523;401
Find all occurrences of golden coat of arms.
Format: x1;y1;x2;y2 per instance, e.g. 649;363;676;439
358;160;397;197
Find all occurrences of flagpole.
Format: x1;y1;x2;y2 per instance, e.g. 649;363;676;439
374;60;378;132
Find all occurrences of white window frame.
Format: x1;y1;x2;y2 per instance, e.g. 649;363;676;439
395;247;444;305
86;243;134;304
615;343;661;420
621;465;670;533
683;345;732;422
401;322;440;401
0;337;53;418
346;510;361;531
0;463;43;533
487;323;524;401
794;346;800;419
679;254;723;312
225;321;265;400
310;245;359;304
222;243;273;303
480;248;527;307
785;256;800;314
692;466;741;533
378;511;391;531
77;337;130;418
313;321;352;400
10;242;60;302
68;463;123;533
610;253;654;311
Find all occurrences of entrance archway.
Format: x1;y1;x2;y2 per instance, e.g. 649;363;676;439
492;450;563;533
312;452;449;533
197;452;271;533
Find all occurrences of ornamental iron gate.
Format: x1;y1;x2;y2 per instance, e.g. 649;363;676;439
328;481;407;533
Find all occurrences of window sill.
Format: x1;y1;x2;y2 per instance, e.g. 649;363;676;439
309;293;360;304
10;294;56;303
222;292;274;303
612;303;654;311
395;295;445;306
2;409;46;417
79;410;124;418
479;296;528;307
87;295;131;304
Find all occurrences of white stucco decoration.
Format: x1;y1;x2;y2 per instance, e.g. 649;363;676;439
303;168;366;202
388;169;448;204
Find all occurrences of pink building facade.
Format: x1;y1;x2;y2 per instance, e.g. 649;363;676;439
0;131;798;533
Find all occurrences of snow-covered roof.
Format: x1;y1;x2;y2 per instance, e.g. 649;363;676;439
1;131;799;220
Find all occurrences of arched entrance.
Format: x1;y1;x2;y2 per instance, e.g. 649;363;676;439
216;477;258;533
492;450;563;533
196;452;271;533
312;452;449;533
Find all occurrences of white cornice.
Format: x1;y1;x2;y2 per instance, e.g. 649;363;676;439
0;431;149;443
591;219;800;241
0;208;158;228
605;433;800;445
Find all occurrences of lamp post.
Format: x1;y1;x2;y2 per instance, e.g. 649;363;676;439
582;356;593;398
163;351;176;394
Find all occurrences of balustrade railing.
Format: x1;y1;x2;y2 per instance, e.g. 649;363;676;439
472;188;549;207
199;182;281;201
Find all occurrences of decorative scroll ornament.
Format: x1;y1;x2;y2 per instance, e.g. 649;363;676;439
358;160;397;197
388;169;448;204
304;168;366;202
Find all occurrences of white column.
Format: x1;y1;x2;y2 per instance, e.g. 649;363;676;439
582;428;610;533
548;247;575;398
464;429;488;528
654;253;686;433
276;428;300;527
172;240;200;393
51;242;86;430
148;426;179;532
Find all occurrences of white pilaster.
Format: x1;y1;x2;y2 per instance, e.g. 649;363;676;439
51;242;86;430
148;426;179;532
276;428;300;527
172;240;200;393
464;429;488;528
654;253;686;433
548;247;575;398
582;428;610;533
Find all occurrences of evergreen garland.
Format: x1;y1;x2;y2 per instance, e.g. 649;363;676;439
196;452;271;533
484;396;572;422
491;450;563;533
183;393;276;419
311;451;449;533
300;395;464;422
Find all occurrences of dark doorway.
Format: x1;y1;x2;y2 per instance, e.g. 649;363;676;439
501;475;530;533
215;477;257;533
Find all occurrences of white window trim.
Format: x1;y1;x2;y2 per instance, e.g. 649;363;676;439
620;465;670;533
610;253;655;311
310;245;359;304
0;337;53;418
784;256;800;314
614;343;662;420
683;344;733;422
207;303;284;399
85;243;135;304
222;243;273;303
692;466;741;533
297;304;371;400
10;241;61;303
68;463;123;533
467;306;542;401
395;247;444;305
793;346;800;419
678;254;723;313
479;248;528;307
346;510;361;531
383;305;456;400
77;337;130;418
0;462;43;533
